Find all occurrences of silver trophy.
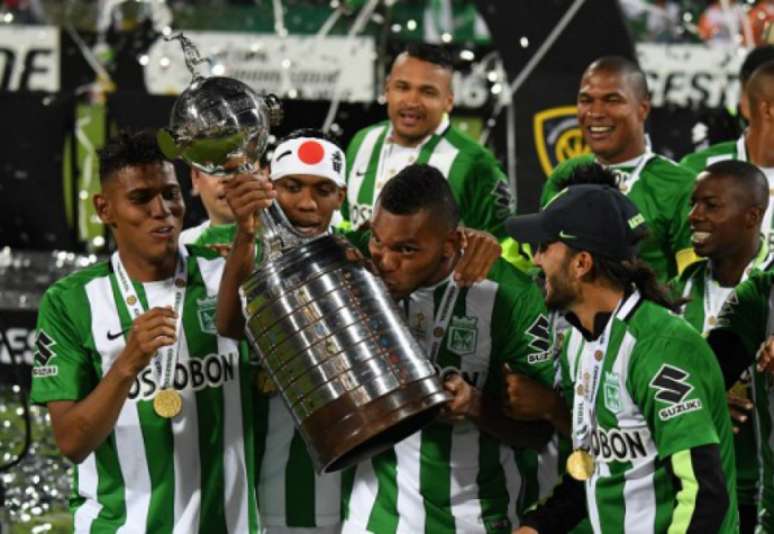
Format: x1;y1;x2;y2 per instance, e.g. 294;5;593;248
161;34;450;473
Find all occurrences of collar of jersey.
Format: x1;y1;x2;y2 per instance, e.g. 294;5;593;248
563;289;638;341
406;272;456;303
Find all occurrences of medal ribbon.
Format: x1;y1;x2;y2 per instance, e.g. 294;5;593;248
609;150;654;194
427;280;460;363
111;248;188;391
572;291;641;453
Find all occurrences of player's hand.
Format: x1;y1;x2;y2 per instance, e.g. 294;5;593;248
117;307;177;377
727;393;753;434
503;365;556;421
439;373;480;423
757;336;774;374
207;243;231;258
453;228;501;287
223;172;276;236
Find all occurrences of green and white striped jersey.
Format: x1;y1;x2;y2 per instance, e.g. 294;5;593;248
541;153;696;282
671;246;774;507
342;259;554;534
557;294;738;534
713;270;774;531
343;119;514;241
183;220;350;528
29;246;258;533
180;221;236;247
680;135;774;250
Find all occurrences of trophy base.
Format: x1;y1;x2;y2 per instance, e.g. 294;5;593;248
301;376;451;473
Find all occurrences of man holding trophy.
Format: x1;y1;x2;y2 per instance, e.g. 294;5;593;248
29;130;260;533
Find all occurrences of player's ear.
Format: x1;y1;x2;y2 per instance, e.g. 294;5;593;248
93;193;115;227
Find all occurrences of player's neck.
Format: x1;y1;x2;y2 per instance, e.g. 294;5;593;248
710;235;761;287
118;248;178;282
596;136;647;166
206;210;232;227
570;284;626;338
423;252;461;288
746;127;774;167
390;131;428;149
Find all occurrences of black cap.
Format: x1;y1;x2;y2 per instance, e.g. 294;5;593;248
505;184;647;260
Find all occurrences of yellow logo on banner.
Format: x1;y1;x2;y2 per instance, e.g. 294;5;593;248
533;106;590;177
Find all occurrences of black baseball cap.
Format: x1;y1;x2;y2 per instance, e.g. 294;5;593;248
505;184;647;260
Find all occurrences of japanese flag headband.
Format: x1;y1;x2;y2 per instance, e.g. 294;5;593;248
269;137;346;187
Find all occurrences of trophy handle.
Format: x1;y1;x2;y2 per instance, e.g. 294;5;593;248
256;199;314;264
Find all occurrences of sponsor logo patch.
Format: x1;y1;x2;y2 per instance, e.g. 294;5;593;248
649;364;702;420
32;329;58;378
591;425;651;463
526;314;552;364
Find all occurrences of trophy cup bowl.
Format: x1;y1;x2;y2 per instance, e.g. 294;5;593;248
158;76;281;176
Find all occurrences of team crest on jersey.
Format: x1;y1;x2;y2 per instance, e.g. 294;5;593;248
447;316;478;356
31;329;58;377
533;106;590;177
603;371;623;414
197;296;217;334
649;364;703;421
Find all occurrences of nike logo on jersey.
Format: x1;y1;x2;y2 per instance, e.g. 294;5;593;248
106;327;130;341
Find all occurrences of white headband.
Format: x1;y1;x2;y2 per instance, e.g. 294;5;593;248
269;137;346;187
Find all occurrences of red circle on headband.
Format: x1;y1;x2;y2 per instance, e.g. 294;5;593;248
298;140;325;165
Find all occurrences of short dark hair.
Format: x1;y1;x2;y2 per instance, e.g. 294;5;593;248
747;60;774;111
377;163;459;230
99;130;169;183
402;42;453;71
561;163;619;190
586;55;649;101
703;159;769;209
740;45;774;86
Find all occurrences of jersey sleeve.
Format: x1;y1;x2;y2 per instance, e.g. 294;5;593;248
493;281;554;387
626;335;725;459
30;286;97;404
458;152;513;241
711;272;770;359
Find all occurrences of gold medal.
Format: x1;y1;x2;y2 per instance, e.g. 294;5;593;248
708;315;718;326
566;449;595;481
433;327;445;338
153;388;182;418
126;295;137;306
174;278;186;288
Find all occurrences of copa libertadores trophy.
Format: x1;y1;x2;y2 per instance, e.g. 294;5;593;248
158;35;450;473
